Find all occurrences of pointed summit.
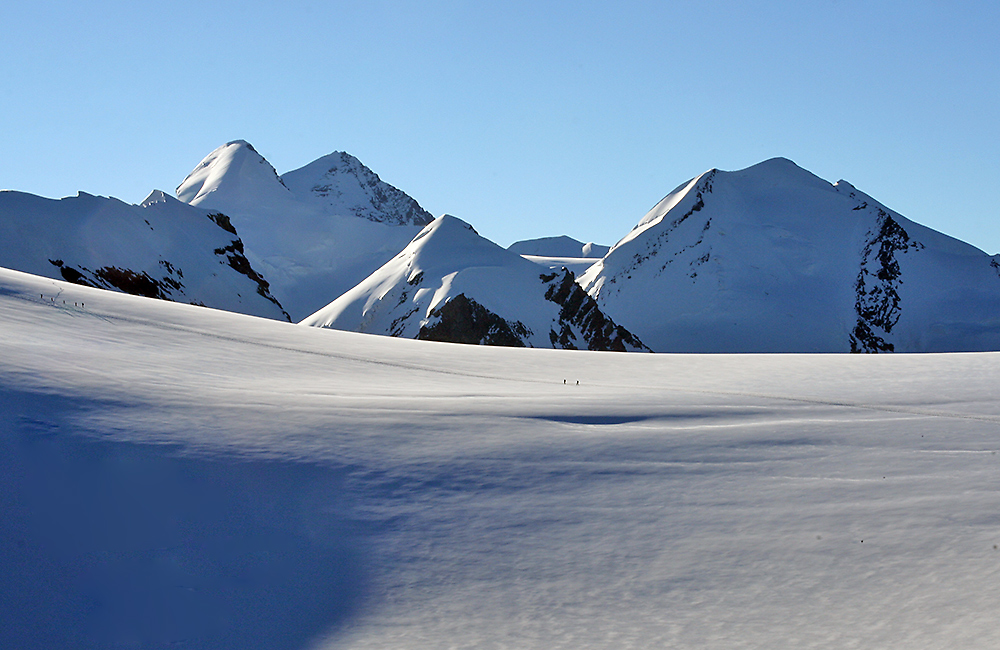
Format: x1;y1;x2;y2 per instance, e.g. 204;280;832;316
302;214;648;351
580;158;1000;352
174;141;435;320
280;152;433;226
175;140;293;214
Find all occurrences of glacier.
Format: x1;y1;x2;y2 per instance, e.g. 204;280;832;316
3;265;1000;648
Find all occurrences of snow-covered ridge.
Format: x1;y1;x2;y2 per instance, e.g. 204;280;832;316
174;141;433;320
175;140;290;208
302;215;648;351
0;188;289;320
282;151;433;226
509;235;610;258
581;157;1000;352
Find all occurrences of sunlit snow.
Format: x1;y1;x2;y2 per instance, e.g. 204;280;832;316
3;266;1000;648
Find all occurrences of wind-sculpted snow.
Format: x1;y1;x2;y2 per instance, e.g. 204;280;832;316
0;189;289;320
4;266;1000;648
303;215;648;351
582;158;1000;352
175;141;431;319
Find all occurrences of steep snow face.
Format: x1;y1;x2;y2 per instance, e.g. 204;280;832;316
175;140;293;215
174;142;431;320
580;158;1000;352
302;215;648;351
509;235;610;258
0;189;289;320
281;152;433;226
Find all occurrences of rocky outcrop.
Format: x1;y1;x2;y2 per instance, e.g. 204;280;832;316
543;269;649;352
850;208;924;353
418;294;531;346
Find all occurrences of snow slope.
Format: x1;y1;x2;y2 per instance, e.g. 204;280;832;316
302;215;648;351
581;158;1000;352
3;265;1000;649
176;141;432;320
0;189;288;320
520;254;602;276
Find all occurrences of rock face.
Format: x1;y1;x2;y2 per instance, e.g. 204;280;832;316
0;190;289;320
417;293;533;347
849;201;925;353
175;141;432;320
541;268;648;352
580;158;1000;353
281;151;433;227
301;215;648;352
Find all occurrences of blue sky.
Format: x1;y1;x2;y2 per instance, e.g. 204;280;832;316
2;1;997;250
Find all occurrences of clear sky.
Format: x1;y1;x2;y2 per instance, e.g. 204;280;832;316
2;1;997;251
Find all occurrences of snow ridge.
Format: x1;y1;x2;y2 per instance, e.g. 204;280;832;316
0;189;289;320
175;141;433;319
509;236;610;259
302;215;647;351
581;158;1000;352
281;152;433;226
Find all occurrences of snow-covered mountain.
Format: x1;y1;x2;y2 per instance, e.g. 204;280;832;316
175;141;433;320
580;158;1000;352
509;235;610;258
0;189;289;320
302;215;648;351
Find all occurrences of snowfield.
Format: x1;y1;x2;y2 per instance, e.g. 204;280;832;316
2;265;1000;649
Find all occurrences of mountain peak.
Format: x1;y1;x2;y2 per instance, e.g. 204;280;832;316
730;157;833;191
175;140;289;209
280;152;433;226
302;212;647;351
140;189;181;207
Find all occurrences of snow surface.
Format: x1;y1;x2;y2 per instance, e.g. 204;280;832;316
519;254;602;276
4;264;1000;648
581;158;1000;353
509;235;610;258
175;141;431;320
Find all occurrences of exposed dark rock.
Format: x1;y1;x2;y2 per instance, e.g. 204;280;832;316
207;212;238;236
418;294;530;346
94;267;171;299
48;259;93;287
543;269;650;352
214;238;290;321
850;209;924;353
